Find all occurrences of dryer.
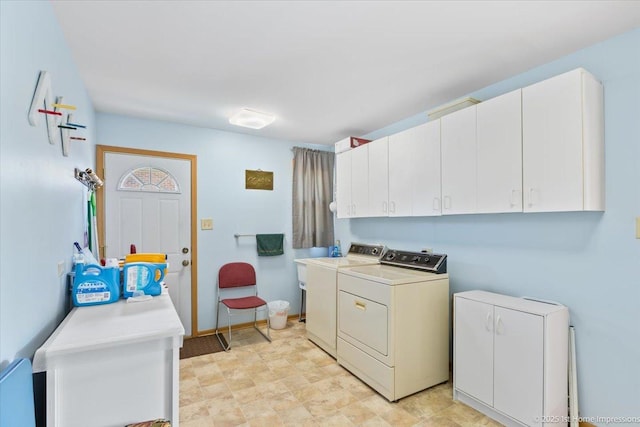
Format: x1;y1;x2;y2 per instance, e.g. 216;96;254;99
337;249;449;401
297;243;384;357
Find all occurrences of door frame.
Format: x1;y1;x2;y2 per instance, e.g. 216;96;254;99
96;144;199;336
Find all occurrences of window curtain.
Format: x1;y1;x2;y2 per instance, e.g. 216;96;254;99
292;147;335;249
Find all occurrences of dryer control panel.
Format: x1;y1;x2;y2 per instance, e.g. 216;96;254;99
381;249;447;274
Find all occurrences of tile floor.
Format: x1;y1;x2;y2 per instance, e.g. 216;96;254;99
179;321;501;426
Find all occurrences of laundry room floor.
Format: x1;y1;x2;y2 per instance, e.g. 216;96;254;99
179;321;500;426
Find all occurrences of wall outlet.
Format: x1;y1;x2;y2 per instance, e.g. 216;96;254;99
57;261;65;277
201;218;213;230
636;217;640;239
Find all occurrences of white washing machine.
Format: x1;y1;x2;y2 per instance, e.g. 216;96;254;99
337;249;450;401
295;243;384;358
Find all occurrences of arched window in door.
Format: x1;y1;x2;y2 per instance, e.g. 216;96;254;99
117;166;181;193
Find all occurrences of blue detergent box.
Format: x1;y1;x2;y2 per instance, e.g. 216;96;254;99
72;264;120;306
122;262;166;298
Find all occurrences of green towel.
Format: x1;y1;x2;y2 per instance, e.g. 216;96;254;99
256;234;284;256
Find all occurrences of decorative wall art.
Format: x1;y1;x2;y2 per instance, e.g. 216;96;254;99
28;70;87;156
245;169;274;190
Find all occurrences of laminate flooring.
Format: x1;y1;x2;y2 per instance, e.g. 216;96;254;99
179;321;501;426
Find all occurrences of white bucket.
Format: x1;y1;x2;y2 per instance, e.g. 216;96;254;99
268;300;290;330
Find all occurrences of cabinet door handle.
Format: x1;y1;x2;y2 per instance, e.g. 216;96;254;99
528;188;537;207
352;203;356;215
485;312;493;332
390;201;396;213
510;189;520;207
495;315;504;335
383;201;388;214
433;197;441;211
444;196;451;210
355;301;366;311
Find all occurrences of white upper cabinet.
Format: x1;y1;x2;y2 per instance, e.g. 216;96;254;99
335;150;352;219
441;106;477;215
336;145;370;219
476;89;523;213
522;68;604;212
387;122;441;217
412;121;442;216
388;127;414;216
335;68;604;219
368;137;390;217
350;145;370;217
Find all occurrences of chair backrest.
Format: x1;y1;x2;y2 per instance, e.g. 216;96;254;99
219;262;257;289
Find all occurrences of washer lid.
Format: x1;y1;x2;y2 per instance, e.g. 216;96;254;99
339;264;448;285
304;256;380;269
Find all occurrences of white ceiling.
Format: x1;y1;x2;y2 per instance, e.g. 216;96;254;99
51;1;640;146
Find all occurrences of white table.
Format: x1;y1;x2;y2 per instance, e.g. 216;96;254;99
33;295;185;427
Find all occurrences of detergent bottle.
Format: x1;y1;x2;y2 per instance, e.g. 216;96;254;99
122;262;166;298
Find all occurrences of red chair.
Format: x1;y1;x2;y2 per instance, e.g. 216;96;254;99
215;262;271;351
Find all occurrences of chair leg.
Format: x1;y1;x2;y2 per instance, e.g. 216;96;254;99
214;302;231;352
252;308;271;343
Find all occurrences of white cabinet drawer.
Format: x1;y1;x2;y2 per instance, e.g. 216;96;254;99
337;337;394;401
339;290;388;356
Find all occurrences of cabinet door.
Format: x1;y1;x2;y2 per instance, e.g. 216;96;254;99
454;297;494;406
493;306;544;427
350;145;369;217
368;137;389;217
412;121;442;216
522;69;584;212
388;128;414;216
477;89;523;213
441;106;477;214
336;151;352;218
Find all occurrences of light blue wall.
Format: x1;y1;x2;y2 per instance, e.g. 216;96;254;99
96;114;329;331
337;29;640;420
0;1;96;368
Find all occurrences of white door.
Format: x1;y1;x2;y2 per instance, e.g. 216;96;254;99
522;69;584;212
336;151;352;219
476;89;523;213
454;296;494;407
493;306;544;427
368;136;389;217
388;127;414;216
441;106;477;214
350;145;370;218
104;152;193;336
412;121;442;216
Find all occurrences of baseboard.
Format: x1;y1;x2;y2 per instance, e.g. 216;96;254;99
196;313;301;337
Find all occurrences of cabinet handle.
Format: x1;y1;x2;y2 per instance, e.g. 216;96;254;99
352;203;356;215
355;301;366;310
444;196;451;210
383;201;388;214
485;312;493;332
510;189;520;207
528;188;536;207
390;201;396;213
433;197;441;211
495;315;504;335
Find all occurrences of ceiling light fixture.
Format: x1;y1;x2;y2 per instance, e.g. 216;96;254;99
229;108;275;129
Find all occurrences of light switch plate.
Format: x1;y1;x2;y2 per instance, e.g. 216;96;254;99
636;217;640;239
201;218;213;230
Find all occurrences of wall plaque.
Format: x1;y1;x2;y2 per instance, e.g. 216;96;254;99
245;170;273;190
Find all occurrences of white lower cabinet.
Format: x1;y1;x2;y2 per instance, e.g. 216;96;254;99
454;291;569;427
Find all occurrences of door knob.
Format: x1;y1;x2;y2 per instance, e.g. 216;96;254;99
182;247;189;254
182;260;190;267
